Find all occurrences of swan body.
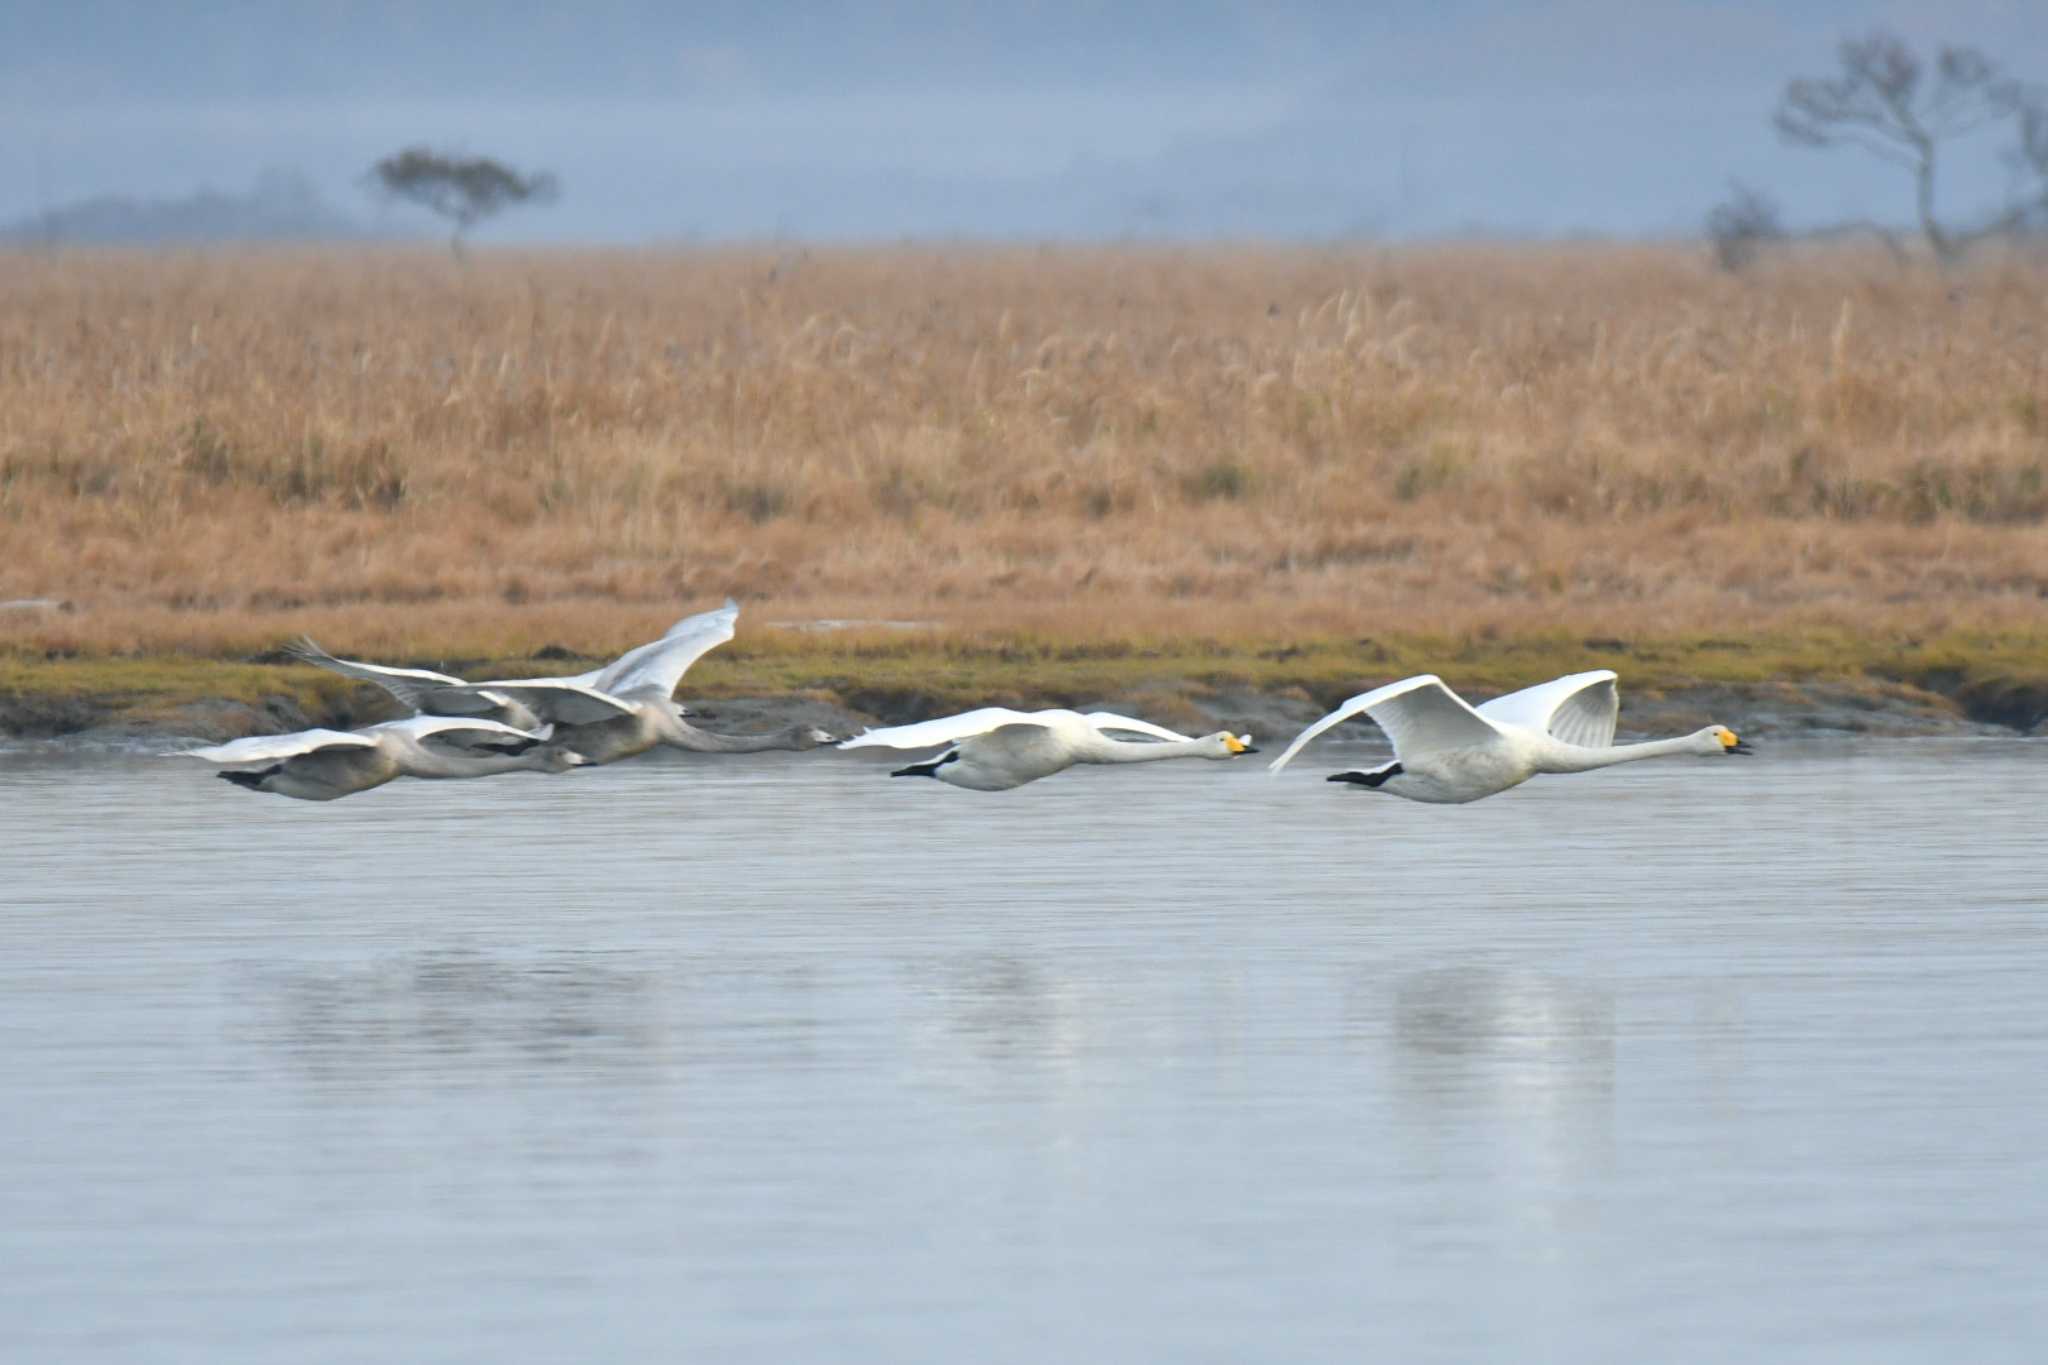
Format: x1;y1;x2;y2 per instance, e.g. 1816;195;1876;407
181;715;586;801
531;701;838;767
290;600;835;763
840;707;1256;791
1268;670;1749;804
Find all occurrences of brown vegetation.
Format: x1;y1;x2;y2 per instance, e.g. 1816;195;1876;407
1;244;2045;666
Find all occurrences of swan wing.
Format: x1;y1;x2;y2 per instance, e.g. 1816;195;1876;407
447;682;638;726
837;707;1044;751
661;598;741;642
1476;670;1620;748
182;728;378;764
962;722;1072;775
1083;712;1196;743
592;599;741;698
284;637;469;713
542;600;741;689
368;714;552;753
1267;675;1498;776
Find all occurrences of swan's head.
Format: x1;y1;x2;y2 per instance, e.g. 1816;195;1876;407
1205;731;1259;759
539;747;591;773
1704;725;1752;756
786;725;840;750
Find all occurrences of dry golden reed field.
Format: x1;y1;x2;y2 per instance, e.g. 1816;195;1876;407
2;243;2046;688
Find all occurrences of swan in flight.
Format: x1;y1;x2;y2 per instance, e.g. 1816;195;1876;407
180;716;587;801
290;600;835;764
1267;669;1750;804
286;600;734;732
839;707;1257;791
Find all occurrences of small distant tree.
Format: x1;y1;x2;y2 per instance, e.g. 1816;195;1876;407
1705;181;1785;272
1774;31;2045;263
2006;105;2048;233
367;147;559;257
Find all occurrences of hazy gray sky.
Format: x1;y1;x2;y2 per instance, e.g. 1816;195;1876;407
4;1;2045;240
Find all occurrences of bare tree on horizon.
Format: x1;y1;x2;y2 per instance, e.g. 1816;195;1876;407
367;148;559;258
1775;31;2046;263
1704;181;1785;272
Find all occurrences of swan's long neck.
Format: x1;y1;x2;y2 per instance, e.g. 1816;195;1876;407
1082;734;1215;764
666;720;804;753
1535;733;1703;774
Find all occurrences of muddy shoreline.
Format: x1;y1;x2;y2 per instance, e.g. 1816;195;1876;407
2;674;2034;755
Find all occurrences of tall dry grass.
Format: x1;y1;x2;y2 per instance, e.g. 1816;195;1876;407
1;243;2044;659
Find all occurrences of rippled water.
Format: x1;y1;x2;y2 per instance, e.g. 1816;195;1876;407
3;740;2045;1361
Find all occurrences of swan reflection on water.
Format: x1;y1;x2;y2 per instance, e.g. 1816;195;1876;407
1380;966;1619;1177
242;947;664;1082
1392;966;1616;1065
909;954;1059;1057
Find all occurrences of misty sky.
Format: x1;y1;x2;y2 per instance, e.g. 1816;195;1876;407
4;1;2046;241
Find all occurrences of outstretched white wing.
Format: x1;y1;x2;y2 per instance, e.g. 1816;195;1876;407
594;599;741;699
367;715;553;752
425;682;637;727
1475;670;1620;749
555;599;743;688
1083;712;1196;743
1267;675;1500;776
181;728;379;764
660;599;740;642
285;637;470;713
837;707;1046;751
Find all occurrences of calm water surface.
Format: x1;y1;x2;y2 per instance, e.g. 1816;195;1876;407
2;741;2044;1362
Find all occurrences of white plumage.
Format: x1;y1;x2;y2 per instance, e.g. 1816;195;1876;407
1268;670;1748;804
842;707;1256;791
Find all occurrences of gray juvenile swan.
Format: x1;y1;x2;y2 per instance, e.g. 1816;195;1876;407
181;715;586;801
839;707;1256;792
1267;669;1750;804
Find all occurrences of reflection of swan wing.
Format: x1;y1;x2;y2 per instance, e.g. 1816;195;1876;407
284;637;468;713
838;707;1043;751
1476;670;1619;748
183;728;378;764
1268;675;1499;775
594;600;741;698
1083;712;1194;743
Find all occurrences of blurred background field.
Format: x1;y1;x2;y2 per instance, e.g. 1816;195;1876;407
2;244;2045;664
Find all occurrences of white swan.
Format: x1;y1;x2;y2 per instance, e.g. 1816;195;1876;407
181;715;587;801
291;600;835;764
1267;669;1750;804
839;707;1257;791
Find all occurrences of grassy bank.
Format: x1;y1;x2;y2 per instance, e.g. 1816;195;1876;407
4;244;2045;739
9;627;2048;738
1;244;2046;661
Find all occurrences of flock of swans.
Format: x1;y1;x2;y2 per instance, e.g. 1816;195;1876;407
179;600;1751;804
